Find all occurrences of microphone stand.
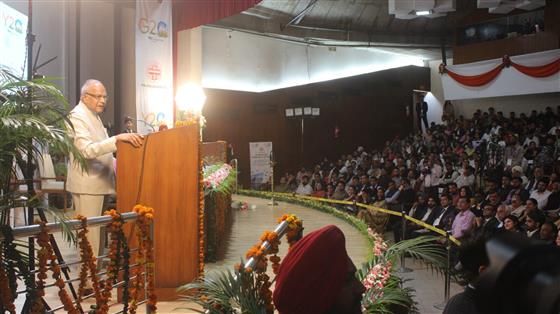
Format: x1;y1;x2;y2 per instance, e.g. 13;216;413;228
269;151;277;206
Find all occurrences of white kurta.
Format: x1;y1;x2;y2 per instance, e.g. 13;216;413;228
66;102;117;195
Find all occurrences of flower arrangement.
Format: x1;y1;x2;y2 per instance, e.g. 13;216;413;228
203;163;236;196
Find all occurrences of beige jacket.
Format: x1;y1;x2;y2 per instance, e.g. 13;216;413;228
66;102;117;195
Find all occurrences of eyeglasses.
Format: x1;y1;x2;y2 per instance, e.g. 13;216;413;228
86;93;108;101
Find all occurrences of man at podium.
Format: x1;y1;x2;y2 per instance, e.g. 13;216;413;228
66;79;143;257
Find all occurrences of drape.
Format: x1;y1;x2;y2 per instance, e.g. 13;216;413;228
441;55;560;87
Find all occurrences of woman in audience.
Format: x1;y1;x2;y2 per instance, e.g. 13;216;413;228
312;182;326;198
503;214;521;233
326;183;335;199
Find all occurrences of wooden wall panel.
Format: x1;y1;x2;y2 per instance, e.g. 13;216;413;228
453;3;560;65
453;32;558;64
201;66;430;187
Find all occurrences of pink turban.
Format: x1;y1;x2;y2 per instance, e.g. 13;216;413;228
273;225;348;314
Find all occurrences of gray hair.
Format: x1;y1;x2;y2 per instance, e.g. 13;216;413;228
80;79;103;97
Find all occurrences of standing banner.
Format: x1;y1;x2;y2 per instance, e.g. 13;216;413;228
249;142;272;189
0;1;28;77
135;0;173;134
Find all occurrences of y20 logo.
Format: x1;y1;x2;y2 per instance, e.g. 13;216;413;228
2;12;24;34
138;18;168;38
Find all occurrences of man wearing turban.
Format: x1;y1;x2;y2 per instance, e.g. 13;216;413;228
273;225;365;314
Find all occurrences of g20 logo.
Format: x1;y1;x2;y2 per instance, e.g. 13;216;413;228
138;18;168;38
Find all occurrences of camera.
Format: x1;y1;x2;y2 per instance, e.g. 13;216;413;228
474;232;560;314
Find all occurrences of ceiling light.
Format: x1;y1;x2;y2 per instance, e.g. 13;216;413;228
415;10;431;15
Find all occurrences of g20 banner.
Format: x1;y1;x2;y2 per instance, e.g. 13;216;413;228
135;0;173;134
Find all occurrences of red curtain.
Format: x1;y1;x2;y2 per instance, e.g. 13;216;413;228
443;56;560;87
445;63;505;87
511;58;560;77
172;0;262;32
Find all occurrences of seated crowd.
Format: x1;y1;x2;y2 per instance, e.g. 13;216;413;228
273;106;560;245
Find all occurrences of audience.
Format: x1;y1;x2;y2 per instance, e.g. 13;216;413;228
271;106;560;245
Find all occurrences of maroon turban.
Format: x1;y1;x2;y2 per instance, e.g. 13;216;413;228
273;225;348;314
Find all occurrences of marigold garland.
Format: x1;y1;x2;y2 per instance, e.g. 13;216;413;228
95;209;128;313
1;226;36;314
198;124;205;278
30;220;49;313
35;221;78;314
0;252;16;314
75;214;104;312
129;205;157;314
242;214;304;314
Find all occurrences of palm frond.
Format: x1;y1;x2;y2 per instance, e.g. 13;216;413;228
384;235;447;273
177;267;267;314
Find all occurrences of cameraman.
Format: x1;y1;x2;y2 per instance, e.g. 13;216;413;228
444;234;489;314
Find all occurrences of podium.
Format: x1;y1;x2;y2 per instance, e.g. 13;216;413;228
116;125;201;299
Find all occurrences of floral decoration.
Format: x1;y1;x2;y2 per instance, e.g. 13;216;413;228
75;214;103;312
129;205;157;313
203;163;236;196
0;252;15;314
241;214;304;314
198;140;206;277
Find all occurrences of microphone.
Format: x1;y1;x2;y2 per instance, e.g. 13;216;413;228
125;116;155;133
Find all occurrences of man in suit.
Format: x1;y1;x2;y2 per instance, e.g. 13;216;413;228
475;204;500;235
124;116;135;133
443;234;488;314
67;79;143;257
415;95;429;131
433;194;457;232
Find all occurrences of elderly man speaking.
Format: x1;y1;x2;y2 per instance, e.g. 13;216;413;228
67;79;143;257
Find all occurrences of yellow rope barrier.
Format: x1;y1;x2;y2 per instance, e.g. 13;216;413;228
259;191;461;246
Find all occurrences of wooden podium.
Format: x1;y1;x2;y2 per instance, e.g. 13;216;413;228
116;125;201;299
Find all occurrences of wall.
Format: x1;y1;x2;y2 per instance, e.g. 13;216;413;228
429;57;560;119
117;5;137;130
199;26;425;93
202;66;430;187
2;1;136;133
452;93;560;118
80;1;115;127
425;59;456;126
4;0;73;99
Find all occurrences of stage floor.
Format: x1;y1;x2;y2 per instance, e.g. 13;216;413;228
12;194;461;313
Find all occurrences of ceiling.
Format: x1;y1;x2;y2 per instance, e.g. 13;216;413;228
209;0;546;60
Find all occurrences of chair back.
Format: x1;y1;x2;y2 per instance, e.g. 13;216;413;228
37;152;58;187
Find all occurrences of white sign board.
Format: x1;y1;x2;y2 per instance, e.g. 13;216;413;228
249;142;272;188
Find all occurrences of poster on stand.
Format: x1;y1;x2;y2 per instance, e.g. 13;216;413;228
249;142;272;189
135;0;173;134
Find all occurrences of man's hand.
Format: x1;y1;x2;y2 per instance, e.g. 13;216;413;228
116;133;144;148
